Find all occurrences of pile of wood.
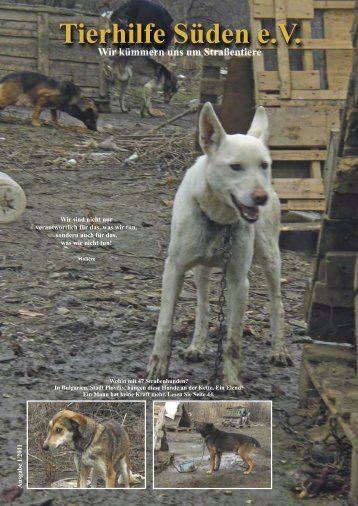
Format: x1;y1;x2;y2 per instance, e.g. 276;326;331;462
301;16;358;503
223;406;251;428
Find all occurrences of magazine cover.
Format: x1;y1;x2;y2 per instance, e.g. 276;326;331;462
0;0;357;505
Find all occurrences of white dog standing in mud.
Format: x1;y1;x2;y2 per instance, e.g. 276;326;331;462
148;103;292;384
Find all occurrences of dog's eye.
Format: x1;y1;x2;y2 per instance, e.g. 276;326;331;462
230;164;243;171
261;162;269;170
55;428;62;433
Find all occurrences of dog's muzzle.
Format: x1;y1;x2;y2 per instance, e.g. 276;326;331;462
42;442;49;451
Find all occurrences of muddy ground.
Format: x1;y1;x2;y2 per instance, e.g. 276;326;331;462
0;98;349;505
154;425;271;489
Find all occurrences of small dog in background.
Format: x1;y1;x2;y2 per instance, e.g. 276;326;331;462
0;71;98;130
148;102;292;383
195;422;261;475
104;56;178;117
43;409;131;488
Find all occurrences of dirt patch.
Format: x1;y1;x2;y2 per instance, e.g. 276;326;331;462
0;100;346;505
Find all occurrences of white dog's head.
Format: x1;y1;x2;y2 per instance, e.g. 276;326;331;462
199;102;271;224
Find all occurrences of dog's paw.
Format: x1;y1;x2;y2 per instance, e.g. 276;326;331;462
31;120;42;128
147;354;169;379
179;344;206;362
243;470;251;475
271;347;293;367
206;470;213;475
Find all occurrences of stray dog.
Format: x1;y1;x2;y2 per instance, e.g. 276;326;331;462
195;422;261;475
111;0;174;50
43;410;131;488
104;56;178;117
148;102;292;383
0;71;98;130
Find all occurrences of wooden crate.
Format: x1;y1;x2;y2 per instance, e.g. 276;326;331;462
0;3;107;99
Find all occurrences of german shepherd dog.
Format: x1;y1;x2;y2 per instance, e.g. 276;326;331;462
0;71;98;130
195;422;261;475
43;410;131;488
104;56;178;117
148;102;292;383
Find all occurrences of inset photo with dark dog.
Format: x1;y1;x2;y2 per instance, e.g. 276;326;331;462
153;401;271;489
27;401;146;489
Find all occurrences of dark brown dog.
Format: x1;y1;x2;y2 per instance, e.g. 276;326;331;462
0;71;98;130
195;422;261;475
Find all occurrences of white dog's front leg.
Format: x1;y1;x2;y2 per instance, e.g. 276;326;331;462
148;257;185;379
254;212;293;366
223;271;249;385
183;265;210;361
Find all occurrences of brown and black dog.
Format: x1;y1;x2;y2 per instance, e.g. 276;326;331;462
43;409;131;488
0;71;98;130
195;422;261;475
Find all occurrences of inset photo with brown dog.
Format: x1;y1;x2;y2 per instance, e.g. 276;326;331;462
153;401;271;489
27;401;146;489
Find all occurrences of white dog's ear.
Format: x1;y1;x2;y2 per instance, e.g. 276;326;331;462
247;106;269;144
199;102;226;155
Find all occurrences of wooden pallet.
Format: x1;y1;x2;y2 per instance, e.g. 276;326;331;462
250;0;355;212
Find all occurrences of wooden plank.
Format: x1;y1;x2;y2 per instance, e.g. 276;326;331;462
272;178;324;199
259;97;346;107
271;150;326;161
309;161;322;178
274;0;291;99
267;107;339;147
314;1;355;8
324;10;355;92
252;0;314;18
49;41;99;64
0;36;37;59
49;61;99;87
323;128;341;199
0;29;37;38
301;20;314;71
302;342;356;364
0;9;37;22
325;252;357;290
38;13;49;75
258;71;320;91
280;199;326;211
319;217;358;253
251;19;265;105
287;90;349;100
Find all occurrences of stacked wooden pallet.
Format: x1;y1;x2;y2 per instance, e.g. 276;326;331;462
250;0;355;212
199;1;355;214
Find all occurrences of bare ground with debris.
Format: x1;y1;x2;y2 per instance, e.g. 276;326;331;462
0;102;349;505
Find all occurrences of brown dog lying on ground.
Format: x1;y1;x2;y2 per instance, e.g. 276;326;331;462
0;71;98;130
43;409;131;488
195;422;261;475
